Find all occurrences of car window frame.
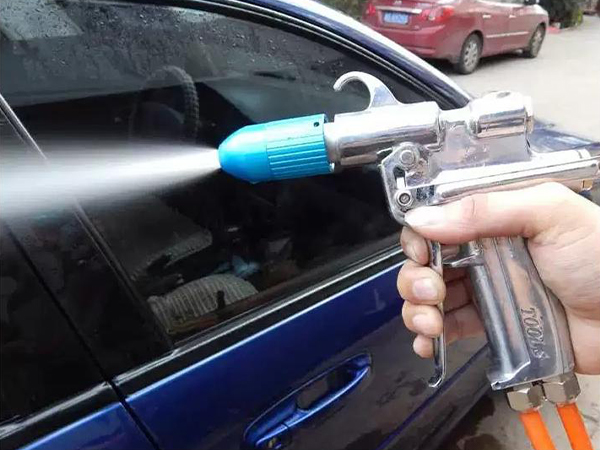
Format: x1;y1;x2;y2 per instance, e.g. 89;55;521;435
0;0;468;415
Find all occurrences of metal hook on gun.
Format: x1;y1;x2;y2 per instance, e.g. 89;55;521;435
334;71;400;109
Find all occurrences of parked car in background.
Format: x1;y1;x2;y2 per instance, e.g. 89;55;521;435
0;1;594;450
582;0;599;15
362;0;549;73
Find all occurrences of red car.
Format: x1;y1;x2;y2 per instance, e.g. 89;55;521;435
362;0;549;73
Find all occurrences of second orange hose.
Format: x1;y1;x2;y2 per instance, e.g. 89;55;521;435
556;403;594;450
520;410;557;450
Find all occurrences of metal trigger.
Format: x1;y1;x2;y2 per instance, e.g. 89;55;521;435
427;240;446;388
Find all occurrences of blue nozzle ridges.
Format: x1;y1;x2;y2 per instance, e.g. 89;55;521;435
218;114;332;183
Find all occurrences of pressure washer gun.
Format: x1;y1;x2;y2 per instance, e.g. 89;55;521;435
218;72;599;450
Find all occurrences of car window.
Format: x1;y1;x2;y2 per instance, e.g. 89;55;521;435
0;114;103;424
0;1;424;345
0;225;101;425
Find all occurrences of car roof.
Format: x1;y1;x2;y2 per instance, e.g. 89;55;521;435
232;0;472;106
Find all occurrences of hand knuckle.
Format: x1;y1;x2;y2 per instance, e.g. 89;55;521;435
459;194;487;224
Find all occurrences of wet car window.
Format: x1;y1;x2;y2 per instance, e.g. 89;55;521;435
0;223;103;425
0;1;425;343
0;115;103;424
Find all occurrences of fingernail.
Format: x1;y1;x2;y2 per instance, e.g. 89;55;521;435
412;337;423;355
405;206;445;228
412;278;439;302
406;241;419;261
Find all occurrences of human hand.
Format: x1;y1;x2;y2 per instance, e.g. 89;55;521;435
398;183;600;374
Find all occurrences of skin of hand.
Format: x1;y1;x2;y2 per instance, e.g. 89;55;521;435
397;182;600;374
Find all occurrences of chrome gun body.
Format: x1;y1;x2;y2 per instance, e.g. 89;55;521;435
326;72;600;389
219;71;599;390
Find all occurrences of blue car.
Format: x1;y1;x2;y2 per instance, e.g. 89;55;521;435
0;1;595;449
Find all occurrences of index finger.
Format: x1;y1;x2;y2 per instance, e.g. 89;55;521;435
400;226;428;265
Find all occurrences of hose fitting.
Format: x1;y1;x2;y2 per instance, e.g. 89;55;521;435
506;384;545;412
542;373;580;405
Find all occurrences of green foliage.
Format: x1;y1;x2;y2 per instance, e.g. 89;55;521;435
320;0;370;18
540;0;584;26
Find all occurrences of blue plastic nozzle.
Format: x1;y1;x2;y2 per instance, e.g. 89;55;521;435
218;114;332;183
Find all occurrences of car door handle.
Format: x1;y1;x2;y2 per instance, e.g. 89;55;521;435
482;13;492;19
509;14;516;18
244;354;371;450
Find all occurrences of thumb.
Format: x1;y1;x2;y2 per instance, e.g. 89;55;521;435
404;182;589;244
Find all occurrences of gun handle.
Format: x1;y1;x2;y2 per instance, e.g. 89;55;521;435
427;240;446;388
466;237;574;390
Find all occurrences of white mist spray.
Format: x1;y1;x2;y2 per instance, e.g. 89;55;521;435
0;144;221;218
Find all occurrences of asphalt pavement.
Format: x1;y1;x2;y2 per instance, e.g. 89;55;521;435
437;15;600;450
444;15;600;141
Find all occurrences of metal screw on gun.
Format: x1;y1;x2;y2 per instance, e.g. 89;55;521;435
396;191;413;208
398;145;421;172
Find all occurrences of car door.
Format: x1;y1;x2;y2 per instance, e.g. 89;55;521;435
0;1;489;450
475;0;512;54
505;0;537;48
0;101;157;450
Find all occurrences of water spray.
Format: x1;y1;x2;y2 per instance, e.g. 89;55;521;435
1;145;220;218
218;72;599;450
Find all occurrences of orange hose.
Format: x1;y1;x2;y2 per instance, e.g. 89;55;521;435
519;410;557;450
556;403;594;450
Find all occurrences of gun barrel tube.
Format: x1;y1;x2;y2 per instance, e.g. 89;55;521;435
323;102;441;169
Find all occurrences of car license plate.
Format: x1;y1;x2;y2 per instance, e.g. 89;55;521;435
383;11;409;25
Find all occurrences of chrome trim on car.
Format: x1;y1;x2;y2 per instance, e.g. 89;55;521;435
377;6;423;14
486;31;530;38
477;0;515;7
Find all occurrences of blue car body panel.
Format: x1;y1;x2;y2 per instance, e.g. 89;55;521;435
19;404;154;450
125;263;487;450
126;263;403;450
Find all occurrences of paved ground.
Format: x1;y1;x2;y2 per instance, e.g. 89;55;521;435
437;16;600;450
441;375;600;450
441;15;600;141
